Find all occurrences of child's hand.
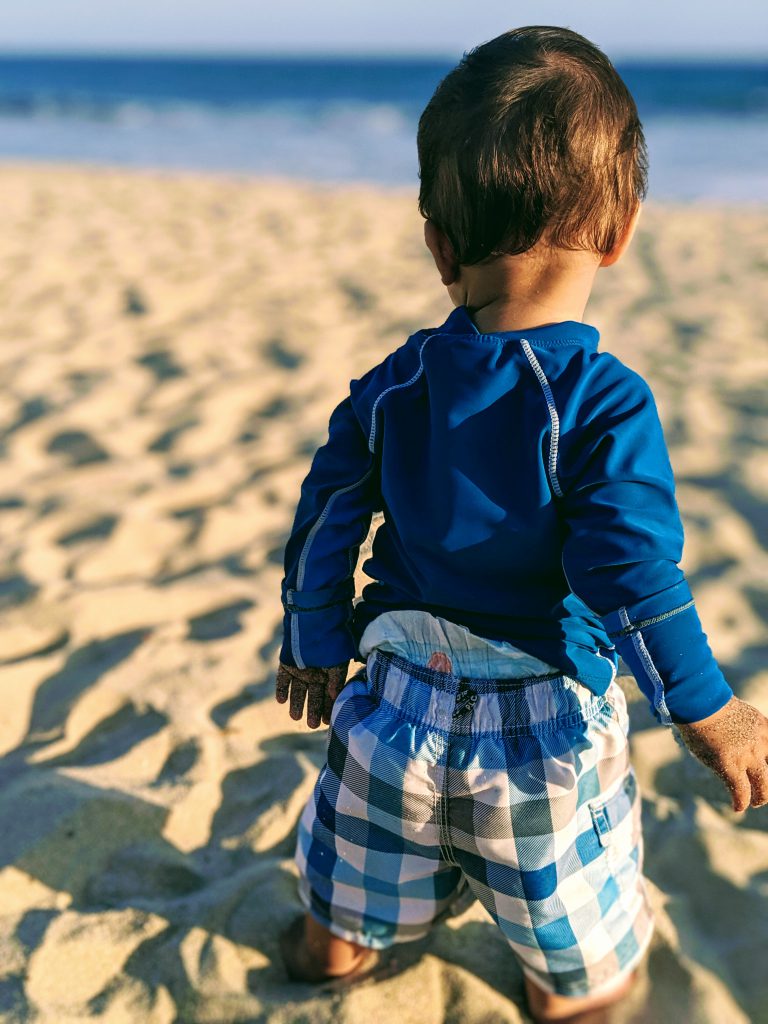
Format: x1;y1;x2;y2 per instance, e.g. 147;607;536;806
677;697;768;812
275;661;350;729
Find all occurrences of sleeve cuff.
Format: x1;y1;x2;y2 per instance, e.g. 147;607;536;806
279;604;358;669
600;578;694;638
281;578;355;612
601;580;733;724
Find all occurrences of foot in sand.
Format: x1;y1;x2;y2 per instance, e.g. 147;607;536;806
279;914;380;985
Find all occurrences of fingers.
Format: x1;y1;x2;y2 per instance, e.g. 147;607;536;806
726;771;752;813
679;699;768;813
276;663;336;728
276;664;316;722
323;663;350;725
327;664;349;702
275;665;291;704
306;676;326;730
747;763;768;809
276;661;351;728
289;671;309;722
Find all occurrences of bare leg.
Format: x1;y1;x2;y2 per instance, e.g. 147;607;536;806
524;968;638;1024
280;912;375;982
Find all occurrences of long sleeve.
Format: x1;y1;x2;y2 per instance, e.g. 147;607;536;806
558;361;733;725
280;393;380;669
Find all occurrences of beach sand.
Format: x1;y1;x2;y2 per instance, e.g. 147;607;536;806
0;163;766;1023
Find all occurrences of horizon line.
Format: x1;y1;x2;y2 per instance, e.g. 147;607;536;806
0;47;765;63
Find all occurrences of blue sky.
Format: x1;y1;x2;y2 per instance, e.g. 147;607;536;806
1;0;767;58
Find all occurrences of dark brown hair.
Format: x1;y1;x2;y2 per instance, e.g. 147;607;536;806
417;26;648;264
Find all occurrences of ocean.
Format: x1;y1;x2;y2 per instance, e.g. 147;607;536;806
0;55;766;201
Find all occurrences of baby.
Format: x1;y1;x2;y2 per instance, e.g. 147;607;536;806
275;25;768;1023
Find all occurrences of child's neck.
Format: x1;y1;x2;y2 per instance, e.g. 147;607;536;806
453;245;601;334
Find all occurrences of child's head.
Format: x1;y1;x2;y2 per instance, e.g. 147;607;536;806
417;26;647;270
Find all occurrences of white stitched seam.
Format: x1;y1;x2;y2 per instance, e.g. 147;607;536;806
619;606;672;725
633;631;673;726
292;353;392;660
368;335;431;452
295;467;374;591
290;612;304;669
596;647;618;685
520;339;563;498
608;598;695;639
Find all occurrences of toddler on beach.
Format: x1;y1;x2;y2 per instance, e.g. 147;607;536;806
274;26;768;1023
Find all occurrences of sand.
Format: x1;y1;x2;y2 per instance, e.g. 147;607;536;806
0;163;766;1023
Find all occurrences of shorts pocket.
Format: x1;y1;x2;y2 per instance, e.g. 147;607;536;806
588;769;639;850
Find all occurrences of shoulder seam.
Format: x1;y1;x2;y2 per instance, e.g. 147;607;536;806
367;334;432;452
520;339;563;499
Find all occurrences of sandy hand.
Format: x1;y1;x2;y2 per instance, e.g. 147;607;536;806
677;696;768;812
275;661;350;729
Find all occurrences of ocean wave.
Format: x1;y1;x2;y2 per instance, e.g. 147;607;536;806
0;62;765;200
0;56;765;121
0;93;416;131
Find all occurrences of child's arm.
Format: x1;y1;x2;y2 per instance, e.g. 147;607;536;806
276;391;379;727
558;360;768;810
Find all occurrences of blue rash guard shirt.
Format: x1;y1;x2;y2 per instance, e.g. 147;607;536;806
279;304;733;725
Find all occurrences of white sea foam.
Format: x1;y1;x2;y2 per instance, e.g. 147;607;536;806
0;96;764;201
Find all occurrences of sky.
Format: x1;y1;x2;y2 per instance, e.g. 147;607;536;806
0;0;767;59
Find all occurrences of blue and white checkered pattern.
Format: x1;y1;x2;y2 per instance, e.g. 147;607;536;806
295;650;654;997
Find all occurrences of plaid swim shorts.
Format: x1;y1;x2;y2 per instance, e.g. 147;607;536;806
295;649;654;997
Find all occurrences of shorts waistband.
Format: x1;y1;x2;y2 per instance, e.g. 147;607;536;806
365;650;609;736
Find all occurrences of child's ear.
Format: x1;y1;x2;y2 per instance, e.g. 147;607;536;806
599;203;642;268
424;220;460;286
